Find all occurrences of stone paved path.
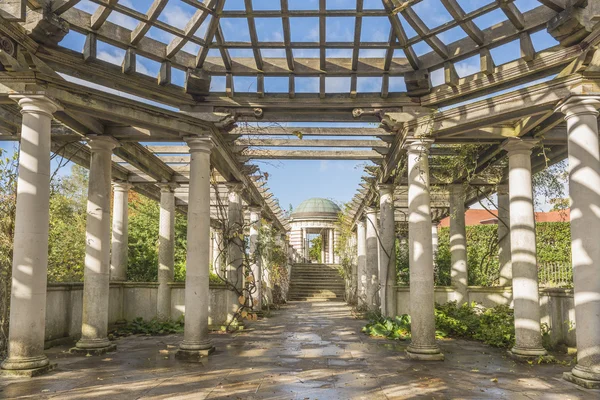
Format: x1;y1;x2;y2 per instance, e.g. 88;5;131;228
1;301;597;399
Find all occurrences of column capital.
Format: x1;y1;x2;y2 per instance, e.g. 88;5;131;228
449;183;465;197
112;181;133;192
404;137;434;154
365;207;378;216
225;181;244;194
497;183;509;195
557;95;600;120
378;183;395;195
248;205;262;213
158;183;178;193
501;138;539;156
184;135;213;154
10;94;62;117
87;135;119;152
356;219;366;228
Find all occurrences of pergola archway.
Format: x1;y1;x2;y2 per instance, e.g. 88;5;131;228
0;0;599;390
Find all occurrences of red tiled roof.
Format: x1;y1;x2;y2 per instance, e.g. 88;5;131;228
438;209;570;227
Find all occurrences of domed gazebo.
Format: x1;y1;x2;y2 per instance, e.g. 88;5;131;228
289;198;341;264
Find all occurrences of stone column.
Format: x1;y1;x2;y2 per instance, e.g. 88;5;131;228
301;227;307;262
431;223;439;257
328;228;334;264
405;138;444;360
110;182;131;281
449;184;468;303
378;183;397;318
75;136;119;355
365;208;380;311
1;95;59;375
226;182;244;324
157;185;175;321
356;220;367;308
176;136;215;360
212;229;223;277
249;206;262;311
559;96;600;388
502;138;547;359
321;232;326;263
497;184;512;286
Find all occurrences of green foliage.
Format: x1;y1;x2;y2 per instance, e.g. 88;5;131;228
0;148;18;359
435;223;571;287
257;223;289;305
127;194;188;282
395;237;409;285
47;165;88;282
536;222;571;265
116;316;184;336
434;301;516;348
362;314;412;341
308;235;322;263
363;302;518;349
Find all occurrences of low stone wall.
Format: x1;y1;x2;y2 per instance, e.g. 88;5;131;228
45;282;231;347
396;286;576;348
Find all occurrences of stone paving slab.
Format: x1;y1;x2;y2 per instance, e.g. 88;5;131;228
0;301;598;399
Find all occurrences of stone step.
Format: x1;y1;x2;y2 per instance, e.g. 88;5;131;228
290;283;345;288
288;291;345;297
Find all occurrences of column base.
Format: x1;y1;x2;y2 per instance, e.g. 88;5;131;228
564;372;600;389
508;346;548;361
1;354;50;372
71;339;117;356
406;344;445;361
0;363;56;378
175;346;215;362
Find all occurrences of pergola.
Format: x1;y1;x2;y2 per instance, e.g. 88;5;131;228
1;0;599;389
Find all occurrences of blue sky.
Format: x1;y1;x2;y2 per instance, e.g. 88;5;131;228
2;0;563;212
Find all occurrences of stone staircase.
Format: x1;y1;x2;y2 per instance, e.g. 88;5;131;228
288;263;345;301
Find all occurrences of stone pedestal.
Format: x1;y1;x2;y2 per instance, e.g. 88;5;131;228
176;136;215;360
449;184;468;304
75;136;119;355
365;208;380;311
1;95;60;375
497;184;512;286
405;139;444;361
157;185;175;321
559;96;600;387
378;183;397;318
502;138;547;359
110;182;131;281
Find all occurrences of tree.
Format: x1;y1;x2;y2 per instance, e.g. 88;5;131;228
309;235;322;262
0;148;18;359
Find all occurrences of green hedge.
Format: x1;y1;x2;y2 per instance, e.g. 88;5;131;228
398;222;571;287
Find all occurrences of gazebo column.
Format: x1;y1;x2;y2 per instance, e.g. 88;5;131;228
212;229;223;276
502;138;547;359
1;95;59;375
497;184;512;286
226;182;244;324
110;182;131;281
321;231;326;263
301;227;307;262
378;183;397;318
431;223;439;257
449;184;468;303
75;136;119;355
249;206;262;311
157;184;175;321
176;136;215;360
328;228;334;264
356;220;367;308
405;139;444;361
559;97;600;388
365;208;379;311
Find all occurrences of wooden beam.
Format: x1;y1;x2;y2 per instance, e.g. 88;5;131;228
237;149;384;160
233;139;388;147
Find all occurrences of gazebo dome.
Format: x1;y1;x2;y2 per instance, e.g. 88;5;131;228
291;198;341;220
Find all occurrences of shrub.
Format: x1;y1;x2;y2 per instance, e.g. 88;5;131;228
364;301;518;349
